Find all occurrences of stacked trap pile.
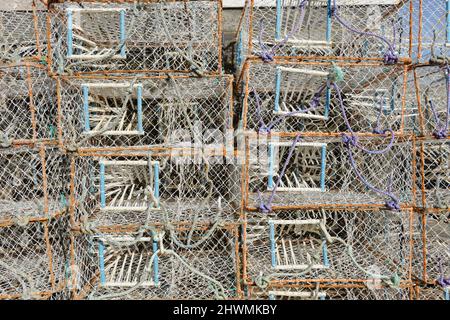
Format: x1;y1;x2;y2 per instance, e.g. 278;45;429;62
235;0;448;300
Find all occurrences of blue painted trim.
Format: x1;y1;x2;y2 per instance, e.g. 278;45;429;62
325;85;331;119
119;9;126;57
100;162;106;208
322;241;330;267
269;222;276;267
136;85;143;133
326;0;332;44
98;241;106;285
67;9;73;57
154;162;160;204
320;145;327;191
275;0;282;40
152;237;159;285
274;67;282;112
447;1;450;44
268;144;275;189
82;85;91;132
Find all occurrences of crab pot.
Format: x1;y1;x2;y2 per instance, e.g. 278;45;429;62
415;139;449;210
57;75;233;151
0;6;48;64
0;216;70;300
247;281;413;300
412;210;450;287
68;224;240;299
243;209;413;284
235;0;411;67
48;1;222;74
240;61;408;135
0;146;70;222
413;65;449;139
69;150;241;228
411;0;450;63
243;134;414;210
0;64;57;145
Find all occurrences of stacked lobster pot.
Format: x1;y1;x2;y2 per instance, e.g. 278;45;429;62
235;0;419;300
407;0;450;301
47;0;242;299
0;2;70;300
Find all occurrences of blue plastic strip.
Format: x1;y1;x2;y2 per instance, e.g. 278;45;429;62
320;145;327;191
237;30;243;67
137;85;143;133
67;10;73;57
152;237;159;285
119;10;126;57
269;222;276;267
275;0;282;40
322;241;330;267
445;287;449;300
82;85;91;132
98;241;106;285
274;67;282;112
154;162;160;204
268;144;275;189
325;85;331;119
326;0;332;44
269;294;275;300
100;162;106;208
447;1;450;44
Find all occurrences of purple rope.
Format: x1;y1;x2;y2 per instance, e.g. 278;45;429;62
252;88;270;133
258;134;302;213
437;256;450;288
427;66;449;139
342;135;400;211
332;82;396;154
331;0;398;64
257;0;309;63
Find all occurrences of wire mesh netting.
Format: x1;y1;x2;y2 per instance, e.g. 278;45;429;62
70;151;241;229
241;61;408;135
243;209;413;285
67;224;240;299
48;1;222;74
57;75;234;151
235;0;412;65
0;64;57;145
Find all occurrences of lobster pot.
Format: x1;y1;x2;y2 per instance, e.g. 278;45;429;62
241;61;407;135
411;0;450;63
415;139;449;209
48;1;221;74
0;8;48;64
0;147;70;222
236;0;411;63
243;209;413;284
69;225;239;299
243;134;413;210
0;217;69;300
70;151;241;228
414;66;449;139
58;75;233;150
417;286;449;301
412;210;450;286
248;282;412;300
0;64;57;144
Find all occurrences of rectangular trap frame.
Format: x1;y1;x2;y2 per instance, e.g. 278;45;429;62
0;146;70;223
0;216;69;300
69;148;241;228
240;60;409;136
243;208;414;285
68;223;240;299
235;0;412;65
57;74;234;151
47;0;222;74
242;133;414;211
0;63;57;146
